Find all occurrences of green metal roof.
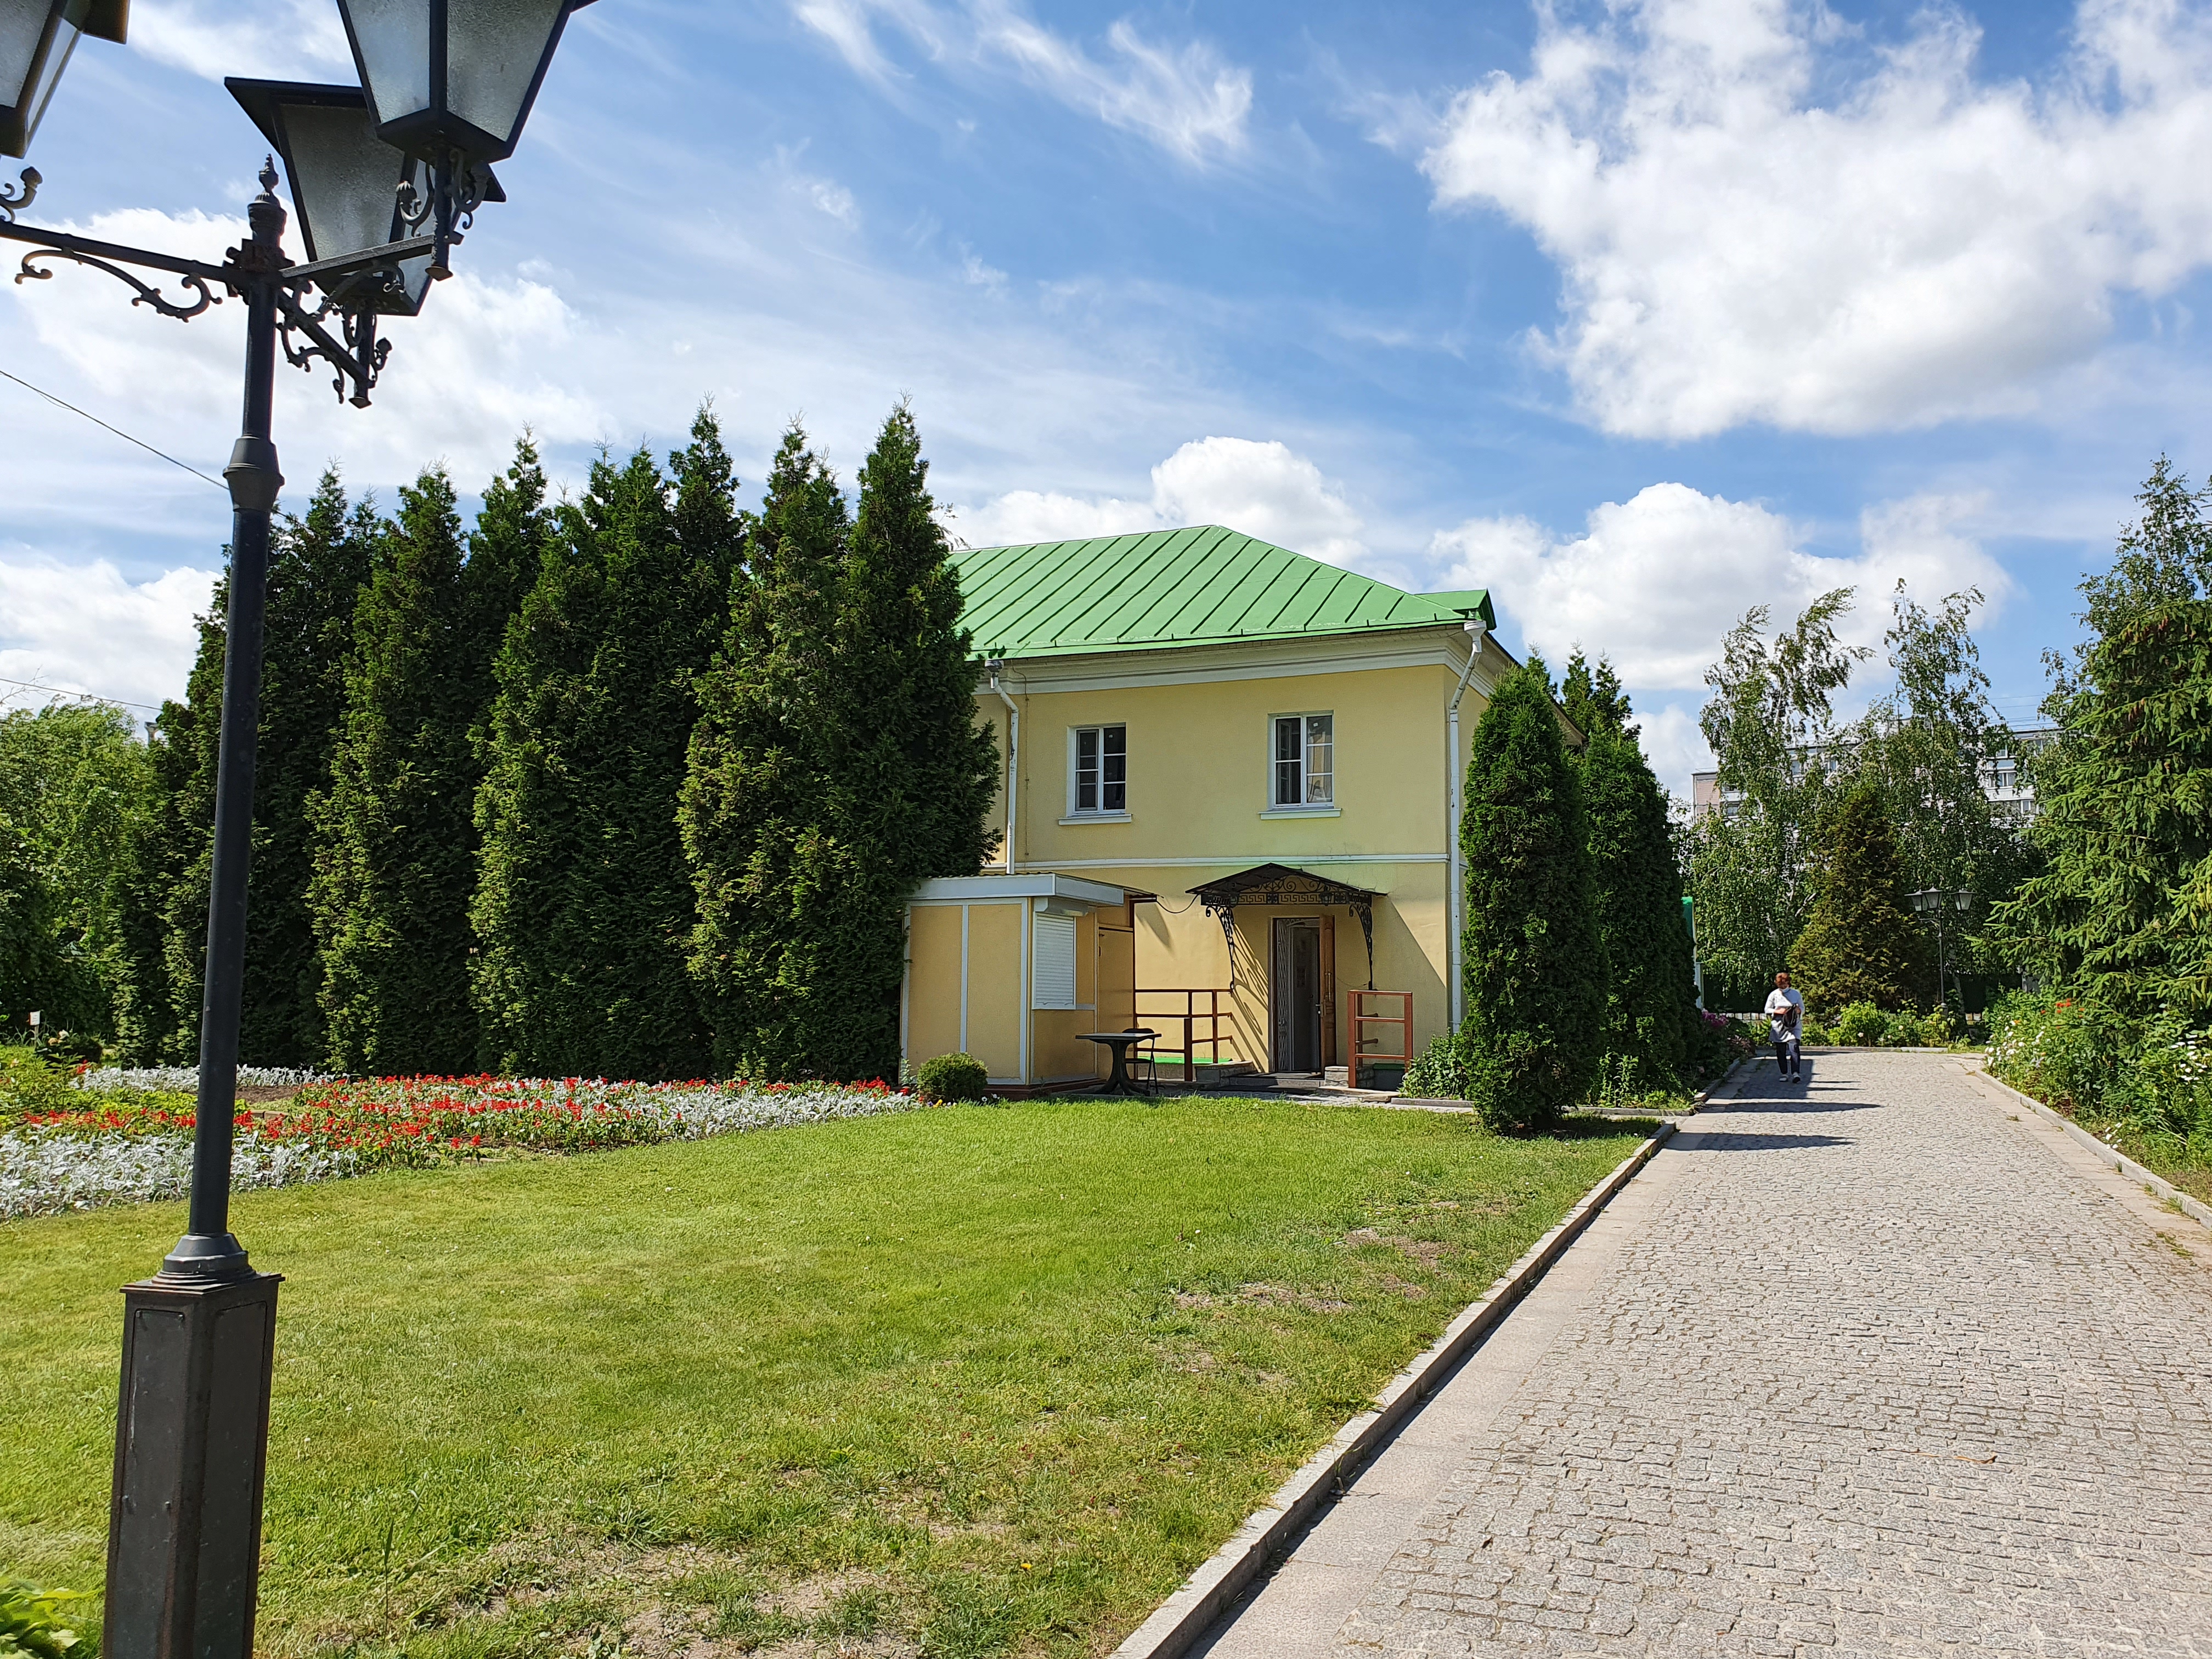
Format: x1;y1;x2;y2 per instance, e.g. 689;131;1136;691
954;525;1495;660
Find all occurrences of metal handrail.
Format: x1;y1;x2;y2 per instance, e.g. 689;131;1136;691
1349;990;1413;1090
1131;988;1236;1084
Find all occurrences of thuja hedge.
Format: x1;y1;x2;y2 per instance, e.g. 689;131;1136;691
108;404;997;1084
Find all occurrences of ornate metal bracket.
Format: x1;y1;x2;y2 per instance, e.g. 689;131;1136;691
276;287;388;407
0;167;37;225
15;245;218;319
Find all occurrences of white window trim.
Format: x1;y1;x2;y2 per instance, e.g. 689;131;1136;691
1065;722;1129;819
1267;710;1336;811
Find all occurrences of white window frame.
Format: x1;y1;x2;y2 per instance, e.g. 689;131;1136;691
1267;711;1335;811
1065;723;1129;820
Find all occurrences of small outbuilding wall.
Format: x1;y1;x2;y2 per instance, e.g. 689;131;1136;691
903;874;1135;1091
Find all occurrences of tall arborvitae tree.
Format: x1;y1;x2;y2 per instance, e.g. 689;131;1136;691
1564;654;1699;1090
309;444;549;1075
310;471;478;1073
1993;460;2212;1016
1459;658;1606;1130
150;473;375;1066
682;407;996;1080
473;414;735;1079
148;600;227;1062
1788;782;1923;1012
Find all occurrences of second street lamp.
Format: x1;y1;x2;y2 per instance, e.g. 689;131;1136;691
0;0;123;157
335;0;592;275
0;4;589;1655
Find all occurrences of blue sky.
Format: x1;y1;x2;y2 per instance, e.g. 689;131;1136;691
7;0;2212;791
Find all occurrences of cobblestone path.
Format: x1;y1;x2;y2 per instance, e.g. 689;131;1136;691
1203;1052;2212;1658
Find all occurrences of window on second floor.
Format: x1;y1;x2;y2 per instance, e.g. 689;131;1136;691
1072;724;1127;814
1272;713;1333;806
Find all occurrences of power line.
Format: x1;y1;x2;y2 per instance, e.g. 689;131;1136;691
0;673;164;713
0;366;227;490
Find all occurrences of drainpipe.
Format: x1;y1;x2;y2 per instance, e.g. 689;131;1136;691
987;658;1019;874
1445;621;1486;1026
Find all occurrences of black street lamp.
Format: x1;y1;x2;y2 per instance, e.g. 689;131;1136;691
335;0;592;276
0;0;124;158
0;5;589;1656
1910;886;1971;1013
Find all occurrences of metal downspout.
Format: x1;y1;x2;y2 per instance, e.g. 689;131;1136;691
987;658;1019;874
1445;622;1486;1026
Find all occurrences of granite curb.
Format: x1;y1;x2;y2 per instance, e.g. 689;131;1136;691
1107;1119;1682;1659
1957;1058;2212;1231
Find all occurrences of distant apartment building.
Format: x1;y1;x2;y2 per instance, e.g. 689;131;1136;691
1689;727;2058;826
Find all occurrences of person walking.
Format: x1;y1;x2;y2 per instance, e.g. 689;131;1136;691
1764;970;1804;1084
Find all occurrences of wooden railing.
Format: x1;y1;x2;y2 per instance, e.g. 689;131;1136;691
1131;989;1235;1084
1349;990;1413;1090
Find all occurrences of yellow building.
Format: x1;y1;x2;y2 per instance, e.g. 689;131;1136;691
900;524;1522;1093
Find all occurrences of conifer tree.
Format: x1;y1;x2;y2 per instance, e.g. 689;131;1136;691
1993;460;2212;1015
148;600;227;1062
682;426;845;1077
1565;653;1698;1091
310;470;478;1073
1459;657;1606;1130
473;415;735;1079
308;444;548;1075
151;474;375;1065
1788;782;1923;1012
682;407;997;1080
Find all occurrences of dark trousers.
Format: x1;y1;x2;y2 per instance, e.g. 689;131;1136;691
1773;1034;1801;1077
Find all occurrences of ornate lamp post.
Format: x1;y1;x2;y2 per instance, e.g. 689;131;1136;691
1909;885;1971;1013
0;5;592;1656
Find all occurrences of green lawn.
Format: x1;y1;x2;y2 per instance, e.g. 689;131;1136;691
3;1097;1645;1659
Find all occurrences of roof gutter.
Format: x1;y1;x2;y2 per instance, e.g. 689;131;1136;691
1446;621;1487;1027
986;659;1019;875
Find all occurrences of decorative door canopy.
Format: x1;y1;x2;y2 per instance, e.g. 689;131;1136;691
1186;863;1379;988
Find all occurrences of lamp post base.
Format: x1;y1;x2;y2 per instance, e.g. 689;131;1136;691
103;1271;281;1659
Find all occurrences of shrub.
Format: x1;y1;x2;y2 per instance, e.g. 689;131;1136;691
916;1053;989;1102
1688;1009;1755;1078
1987;990;2126;1114
2104;1009;2212;1166
1402;1033;1470;1100
1831;1001;1888;1046
0;1581;89;1659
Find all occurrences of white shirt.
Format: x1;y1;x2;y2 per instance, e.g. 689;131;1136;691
1765;987;1803;1039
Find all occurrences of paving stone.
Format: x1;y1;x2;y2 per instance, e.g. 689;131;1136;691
1319;1053;2212;1658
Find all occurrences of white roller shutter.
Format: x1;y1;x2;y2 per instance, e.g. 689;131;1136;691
1032;912;1077;1010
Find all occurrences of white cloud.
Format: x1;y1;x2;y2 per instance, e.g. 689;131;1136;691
794;0;1252;163
1430;482;2012;690
0;553;217;715
7;206;605;511
1419;0;2212;437
961;252;1009;296
810;179;860;225
958;436;1367;561
128;0;354;83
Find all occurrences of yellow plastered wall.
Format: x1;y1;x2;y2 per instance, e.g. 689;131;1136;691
904;899;1026;1084
977;650;1486;1060
906;898;1126;1086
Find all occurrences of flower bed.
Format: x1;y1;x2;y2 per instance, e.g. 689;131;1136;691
75;1065;335;1093
2;1075;915;1221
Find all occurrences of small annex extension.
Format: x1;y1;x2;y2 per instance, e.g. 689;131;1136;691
900;524;1519;1094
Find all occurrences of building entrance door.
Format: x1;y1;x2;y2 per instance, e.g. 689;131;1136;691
1271;917;1323;1074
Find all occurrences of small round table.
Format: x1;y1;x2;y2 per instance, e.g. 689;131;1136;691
1079;1030;1159;1096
